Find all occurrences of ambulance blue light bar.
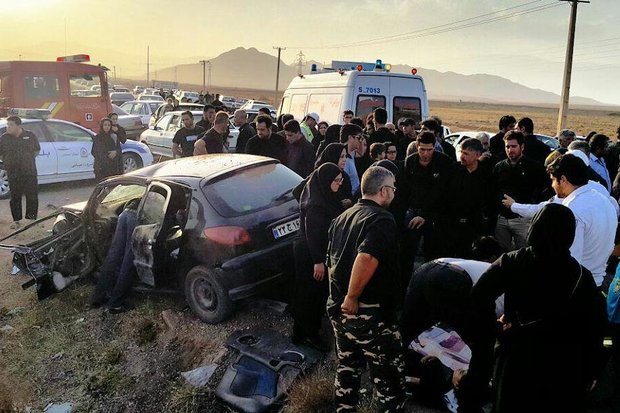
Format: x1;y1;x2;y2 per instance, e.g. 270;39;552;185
8;108;52;120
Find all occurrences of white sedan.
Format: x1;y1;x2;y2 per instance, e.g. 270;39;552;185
0;117;153;199
140;110;240;158
120;101;162;126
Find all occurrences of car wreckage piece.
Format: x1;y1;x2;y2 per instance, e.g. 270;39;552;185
0;212;94;300
215;328;323;413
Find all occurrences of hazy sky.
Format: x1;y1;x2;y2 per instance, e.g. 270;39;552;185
1;0;619;104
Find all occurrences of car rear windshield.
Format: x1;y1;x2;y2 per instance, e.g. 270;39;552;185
203;163;302;217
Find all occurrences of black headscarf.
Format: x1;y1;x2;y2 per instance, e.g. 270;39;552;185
300;162;343;217
527;203;576;258
373;159;399;176
315;143;346;169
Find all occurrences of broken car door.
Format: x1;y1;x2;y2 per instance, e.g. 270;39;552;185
132;181;190;287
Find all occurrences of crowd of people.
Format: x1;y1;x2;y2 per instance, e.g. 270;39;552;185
240;107;620;413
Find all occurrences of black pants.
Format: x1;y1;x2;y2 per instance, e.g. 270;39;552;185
291;240;328;340
9;174;38;221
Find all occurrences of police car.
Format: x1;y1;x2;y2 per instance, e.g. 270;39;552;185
0;108;153;199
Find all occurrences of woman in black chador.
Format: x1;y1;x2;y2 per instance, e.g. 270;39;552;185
458;203;607;413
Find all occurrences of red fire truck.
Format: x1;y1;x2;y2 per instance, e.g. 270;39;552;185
0;54;112;131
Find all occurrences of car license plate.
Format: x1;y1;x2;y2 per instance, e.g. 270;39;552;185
272;218;300;239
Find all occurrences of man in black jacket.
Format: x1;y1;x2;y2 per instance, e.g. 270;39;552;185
0;115;41;227
283;120;315;178
420;118;456;161
368;108;394;146
516;117;550;165
489;115;516;160
401;131;454;284
445;138;496;257
233;109;255;153
493;131;549;252
245;115;287;164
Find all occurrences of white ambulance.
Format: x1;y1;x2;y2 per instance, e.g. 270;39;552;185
278;60;429;125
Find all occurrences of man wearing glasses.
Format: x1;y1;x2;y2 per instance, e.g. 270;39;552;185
340;124;364;196
326;166;404;413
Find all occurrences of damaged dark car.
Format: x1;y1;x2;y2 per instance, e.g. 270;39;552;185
0;154;302;323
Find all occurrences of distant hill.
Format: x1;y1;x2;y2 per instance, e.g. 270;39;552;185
148;47;603;106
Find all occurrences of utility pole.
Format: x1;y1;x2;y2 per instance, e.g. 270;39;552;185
199;60;207;93
273;46;286;105
113;65;117;80
556;0;589;135
206;61;212;92
146;46;150;86
296;50;306;76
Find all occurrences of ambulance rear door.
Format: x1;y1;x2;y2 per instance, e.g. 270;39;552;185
389;75;428;124
353;74;390;122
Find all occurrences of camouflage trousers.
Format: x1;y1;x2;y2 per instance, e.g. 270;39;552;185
329;307;406;413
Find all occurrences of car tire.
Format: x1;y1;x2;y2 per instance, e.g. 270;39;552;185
184;266;233;324
122;153;143;173
0;164;10;200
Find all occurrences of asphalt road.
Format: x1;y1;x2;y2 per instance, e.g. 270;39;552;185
0;179;96;227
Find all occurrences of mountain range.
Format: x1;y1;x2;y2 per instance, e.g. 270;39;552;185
146;47;601;106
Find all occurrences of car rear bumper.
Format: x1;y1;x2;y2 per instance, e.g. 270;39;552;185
218;236;297;301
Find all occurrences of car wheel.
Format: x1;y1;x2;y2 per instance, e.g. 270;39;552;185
122;153;143;173
0;165;10;200
184;266;233;324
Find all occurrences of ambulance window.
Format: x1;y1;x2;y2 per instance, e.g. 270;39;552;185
279;96;290;114
24;75;60;100
70;74;101;97
290;94;308;120
355;95;385;121
308;94;343;125
393;97;422;123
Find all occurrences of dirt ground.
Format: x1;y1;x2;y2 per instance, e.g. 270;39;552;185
429;100;620;138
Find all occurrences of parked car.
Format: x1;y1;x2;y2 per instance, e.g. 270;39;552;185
534;133;560;150
148;102;204;129
239;100;275;112
174;90;200;103
137;94;164;102
120;101;162;126
111;104;147;140
220;95;241;110
109;92;135;106
0;154;303;323
446;131;559;158
0;116;153;199
445;131;493;158
141;110;239;157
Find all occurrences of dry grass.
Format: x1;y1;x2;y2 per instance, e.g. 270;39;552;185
430;100;620;138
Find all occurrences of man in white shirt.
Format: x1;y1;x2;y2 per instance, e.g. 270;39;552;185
504;154;617;286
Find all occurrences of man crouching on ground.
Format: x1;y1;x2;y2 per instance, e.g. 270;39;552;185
326;166;405;412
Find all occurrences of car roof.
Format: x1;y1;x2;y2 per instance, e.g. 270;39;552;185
0;117;94;133
127;154;277;181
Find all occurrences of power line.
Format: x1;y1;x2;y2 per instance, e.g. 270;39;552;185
285;0;561;50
